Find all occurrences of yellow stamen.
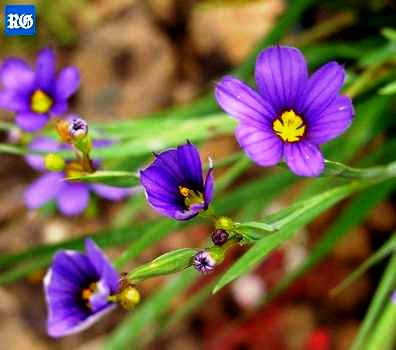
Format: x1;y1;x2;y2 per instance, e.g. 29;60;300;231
178;186;204;208
273;110;306;143
31;89;53;114
81;282;97;302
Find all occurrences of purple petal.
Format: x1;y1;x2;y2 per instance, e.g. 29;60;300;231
255;46;308;113
50;250;97;287
152;149;186;184
15;111;49;132
0;58;35;91
284;140;324;177
140;165;183;217
55;66;80;101
50;101;68;115
215;75;275;127
91;184;132;201
25;136;62;171
24;172;63;209
203;165;214;209
85;239;119;293
56;182;90;216
296;62;345;122
47;304;115;338
36;48;56;92
235;123;283;167
0;90;28;111
140;165;181;201
177;142;204;190
306;95;354;144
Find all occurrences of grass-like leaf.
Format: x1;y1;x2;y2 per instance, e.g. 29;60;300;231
67;170;140;187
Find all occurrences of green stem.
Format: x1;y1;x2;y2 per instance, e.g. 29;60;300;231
323;159;396;180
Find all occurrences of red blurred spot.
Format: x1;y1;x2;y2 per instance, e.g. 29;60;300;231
306;328;331;350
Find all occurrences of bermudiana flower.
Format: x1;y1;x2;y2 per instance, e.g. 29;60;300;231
0;48;80;132
392;291;396;304
215;45;354;176
140;141;214;220
44;238;119;337
24;137;132;216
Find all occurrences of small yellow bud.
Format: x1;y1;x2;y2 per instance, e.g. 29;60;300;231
117;285;141;311
44;153;65;172
215;216;234;231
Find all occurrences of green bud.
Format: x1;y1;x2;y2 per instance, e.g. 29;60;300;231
215;216;234;231
44;153;65;172
128;248;197;282
116;285;141;311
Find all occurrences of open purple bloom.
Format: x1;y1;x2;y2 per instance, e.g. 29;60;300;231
140;141;214;221
44;238;119;337
215;45;354;176
0;48;80;132
24;137;133;216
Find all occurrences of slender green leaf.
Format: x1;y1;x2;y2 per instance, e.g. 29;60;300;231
332;233;396;296
67;170;140;187
213;182;361;293
351;253;396;350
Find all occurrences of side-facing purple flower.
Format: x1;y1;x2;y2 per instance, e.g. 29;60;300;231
44;238;119;337
24;136;133;216
215;45;354;177
140;141;214;221
0;48;80;132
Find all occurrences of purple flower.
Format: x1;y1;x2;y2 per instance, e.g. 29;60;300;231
44;238;119;337
24;137;132;216
215;45;354;177
140;141;214;221
392;291;396;305
193;250;216;274
0;48;80;132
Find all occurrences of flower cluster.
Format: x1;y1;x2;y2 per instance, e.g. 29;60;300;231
0;44;356;338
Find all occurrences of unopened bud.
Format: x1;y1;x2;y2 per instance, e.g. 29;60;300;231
193;246;224;274
44;153;65;172
215;216;234;231
211;229;229;246
68;117;88;139
116;285;141;311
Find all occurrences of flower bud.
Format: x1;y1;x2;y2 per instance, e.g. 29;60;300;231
116;285;141;311
68;118;88;139
193;246;224;274
44;153;65;172
215;216;234;231
211;229;229;246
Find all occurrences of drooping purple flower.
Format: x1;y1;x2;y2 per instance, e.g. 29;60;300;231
0;48;80;132
44;238;119;337
140;141;214;221
215;45;354;177
24;136;133;216
193;250;216;274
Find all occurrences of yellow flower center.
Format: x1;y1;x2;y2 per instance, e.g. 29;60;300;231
31;89;53;114
178;186;204;208
81;282;97;307
273;110;306;143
